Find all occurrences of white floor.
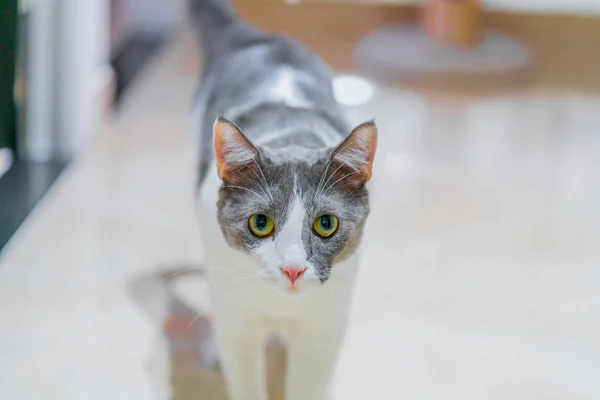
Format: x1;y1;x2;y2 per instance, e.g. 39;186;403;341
1;36;599;399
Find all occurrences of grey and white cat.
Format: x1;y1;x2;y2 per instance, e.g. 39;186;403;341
190;1;377;399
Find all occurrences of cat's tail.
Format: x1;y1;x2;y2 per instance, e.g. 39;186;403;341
188;0;259;59
188;0;236;36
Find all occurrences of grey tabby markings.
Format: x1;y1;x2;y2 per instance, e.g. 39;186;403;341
190;0;376;282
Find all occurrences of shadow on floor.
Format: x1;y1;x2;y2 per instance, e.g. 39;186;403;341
128;265;287;400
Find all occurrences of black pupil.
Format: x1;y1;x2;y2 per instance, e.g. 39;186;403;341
320;215;332;230
255;215;267;230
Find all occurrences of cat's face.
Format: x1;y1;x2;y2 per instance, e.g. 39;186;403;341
213;118;377;294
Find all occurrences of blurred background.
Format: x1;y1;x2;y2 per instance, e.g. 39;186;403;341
0;0;599;399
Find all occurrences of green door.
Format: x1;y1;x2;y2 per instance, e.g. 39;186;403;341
0;0;18;150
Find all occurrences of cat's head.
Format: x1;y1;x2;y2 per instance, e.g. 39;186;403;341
213;117;377;294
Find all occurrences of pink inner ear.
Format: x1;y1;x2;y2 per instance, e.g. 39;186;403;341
333;121;378;184
356;126;377;181
213;117;257;181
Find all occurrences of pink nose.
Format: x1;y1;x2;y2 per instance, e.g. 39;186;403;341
280;266;306;284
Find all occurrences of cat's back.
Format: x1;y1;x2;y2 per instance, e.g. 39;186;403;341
190;0;346;134
194;32;350;185
203;33;344;126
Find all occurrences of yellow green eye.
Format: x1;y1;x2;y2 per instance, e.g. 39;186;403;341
248;214;274;237
313;214;339;238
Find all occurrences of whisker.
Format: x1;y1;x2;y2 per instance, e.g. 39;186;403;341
319;170;360;197
315;154;341;198
325;287;338;300
235;174;265;194
214;265;246;291
223;185;269;205
252;159;274;202
162;266;204;280
316;162;346;198
315;159;332;199
184;311;207;333
243;165;271;201
315;139;356;199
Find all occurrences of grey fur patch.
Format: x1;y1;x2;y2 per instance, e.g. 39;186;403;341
192;31;347;186
216;149;370;282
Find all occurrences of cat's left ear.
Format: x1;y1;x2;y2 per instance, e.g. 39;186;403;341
331;121;378;186
213;117;258;183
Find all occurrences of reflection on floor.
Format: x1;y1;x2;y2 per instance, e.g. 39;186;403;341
0;33;599;399
129;267;287;400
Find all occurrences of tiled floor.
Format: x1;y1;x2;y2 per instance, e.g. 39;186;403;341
1;34;599;399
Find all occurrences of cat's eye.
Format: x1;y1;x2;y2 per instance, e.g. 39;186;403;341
313;214;339;238
248;214;275;237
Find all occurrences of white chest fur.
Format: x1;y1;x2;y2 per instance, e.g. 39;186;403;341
196;166;359;400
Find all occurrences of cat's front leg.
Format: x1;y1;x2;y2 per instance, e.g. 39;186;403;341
213;316;267;400
285;318;347;400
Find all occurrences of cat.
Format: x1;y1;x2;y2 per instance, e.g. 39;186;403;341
189;0;377;399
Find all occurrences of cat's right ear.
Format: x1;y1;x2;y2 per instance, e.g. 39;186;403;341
213;117;258;183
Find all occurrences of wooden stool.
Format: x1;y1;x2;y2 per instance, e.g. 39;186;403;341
422;0;482;48
354;0;532;89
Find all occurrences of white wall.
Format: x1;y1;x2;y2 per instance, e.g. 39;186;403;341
24;0;111;162
48;0;178;161
54;0;111;160
23;0;57;161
